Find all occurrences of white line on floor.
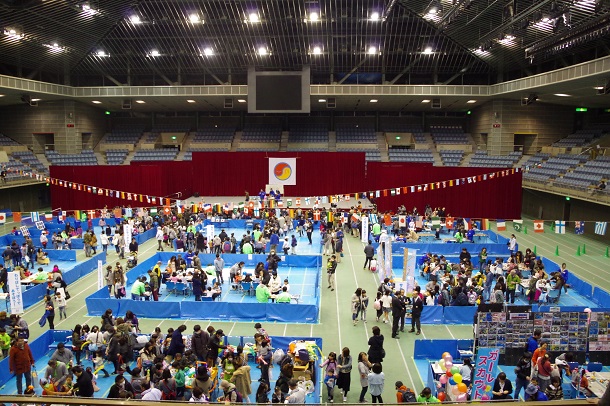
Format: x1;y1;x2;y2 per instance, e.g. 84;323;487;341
445;324;455;339
397;340;417;390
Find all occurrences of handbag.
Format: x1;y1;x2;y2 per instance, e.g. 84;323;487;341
65;290;71;300
32;367;40;389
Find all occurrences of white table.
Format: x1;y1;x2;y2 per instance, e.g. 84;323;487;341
586;372;610;398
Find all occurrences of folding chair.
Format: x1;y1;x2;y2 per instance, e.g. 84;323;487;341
164;281;176;295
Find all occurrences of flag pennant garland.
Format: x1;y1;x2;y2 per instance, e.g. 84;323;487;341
369;213;379;224
304;197;310;206
534;220;544;233
431;216;440;227
398;215;406;228
554;220;566;234
496;220;506;231
595;221;607;236
574;221;584;235
513;220;523;232
0;212;5;224
30;212;40;222
445;217;454;229
481;219;489;230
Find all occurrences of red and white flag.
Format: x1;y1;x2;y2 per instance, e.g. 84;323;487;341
534;220;544;233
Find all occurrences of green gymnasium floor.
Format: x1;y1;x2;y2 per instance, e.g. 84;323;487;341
1;217;608;402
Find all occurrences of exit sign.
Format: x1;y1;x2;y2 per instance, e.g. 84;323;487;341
492;123;501;128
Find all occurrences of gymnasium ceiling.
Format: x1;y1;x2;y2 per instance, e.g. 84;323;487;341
0;0;610;89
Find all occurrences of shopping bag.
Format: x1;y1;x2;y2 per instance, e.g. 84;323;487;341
32;368;40;389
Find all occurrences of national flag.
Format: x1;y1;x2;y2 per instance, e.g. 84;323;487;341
395;188;401;195
513;220;523;232
481;219;489;230
496;220;506;231
431;216;440;228
344;195;351;201
327;212;334;223
313;211;320;221
13;212;22;222
375;190;380;198
30;212;40;222
554;220;565;234
80;211;88;221
304;197;310;205
534;220;544;233
415;216;423;229
238;202;245;210
87;209;97;219
463;218;471;231
0;212;5;224
321;196;328;204
446;217;454;229
253;207;260;217
58;211;66;223
150;208;158;215
268;199;275;209
287;199;292;207
191;204;198;213
341;213;348;224
176;205;183;214
113;208;122;218
277;200;284;208
44;212;53;221
574;221;584;235
595;221;608;236
214;203;222;213
163;206;171;215
398;215;406;228
369;213;379;224
203;204;212;213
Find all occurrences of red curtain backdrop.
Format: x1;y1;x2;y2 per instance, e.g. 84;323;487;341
49;154;521;218
365;163;522;219
191;152;366;197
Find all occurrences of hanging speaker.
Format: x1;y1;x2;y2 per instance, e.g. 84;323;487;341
122;99;132;109
327;97;336;108
431;99;441;109
224;98;233;109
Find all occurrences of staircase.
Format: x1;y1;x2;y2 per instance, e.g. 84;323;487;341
35;153;51;169
431;149;442;166
514;154;531;169
176;132;194;160
95;151;106;165
231;131;242;152
377;132;389;162
328;131;336;152
279;131;289;152
461;151;474;166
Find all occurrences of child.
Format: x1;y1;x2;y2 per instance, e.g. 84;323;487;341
370;258;378;273
381;291;392;324
360;290;369;322
93;350;110;378
374;292;383;322
190;387;209;403
320;352;338;403
0;327;11;357
172;361;186;400
270;385;284;403
538;280;549;304
54;290;67;320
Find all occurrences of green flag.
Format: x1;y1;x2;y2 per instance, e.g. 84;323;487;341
513;220;523;232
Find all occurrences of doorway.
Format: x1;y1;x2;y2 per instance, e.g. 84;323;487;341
33;133;55;153
82;132;92;150
514;133;537;154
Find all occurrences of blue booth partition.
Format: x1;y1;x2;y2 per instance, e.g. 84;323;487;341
419;306;444;324
443;306;477;324
592;288;610;307
46;249;77;262
181;301;265;320
267;303;318;323
374;241;510;258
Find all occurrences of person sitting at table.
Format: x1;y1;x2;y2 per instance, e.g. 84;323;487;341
276;286;292;303
491;372;513;400
406;230;419;242
34;267;49;283
256;282;271;303
243;273;253;283
282;278;290;292
36;249;50;265
13;265;27;279
269;274;282;296
204;283;222;301
229;262;245;283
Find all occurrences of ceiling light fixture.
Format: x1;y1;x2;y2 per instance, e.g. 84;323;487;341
237;99;247;103
554;93;571;97
370;99;378;103
31;99;41;102
467;100;477;103
367;46;378;54
4;27;24;39
135;100;145;104
95;50;108;57
92;101;102;104
427;1;442;15
594;86;605;90
189;14;201;23
312;46;322;55
422;46;434;54
202;47;214;56
187;100;196;103
421;99;431;103
149;50;160;57
370;11;380;21
248;12;260;23
129;15;141;24
309;11;319;22
257;46;268;56
318;99;327;103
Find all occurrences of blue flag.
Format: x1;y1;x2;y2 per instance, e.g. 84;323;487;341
574;221;584;235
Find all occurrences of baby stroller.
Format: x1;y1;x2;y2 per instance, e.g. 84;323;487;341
126;252;138;269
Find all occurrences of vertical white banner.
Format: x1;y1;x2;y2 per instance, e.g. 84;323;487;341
97;260;104;290
406;248;417;293
7;272;24;314
361;216;369;243
206;225;215;246
123;223;133;247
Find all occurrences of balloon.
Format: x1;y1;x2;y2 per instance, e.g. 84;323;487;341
446;361;453;370
456;393;468;402
584;308;592;313
452;386;461;396
446;371;453;378
438;392;447;402
485;385;492;392
439;359;446;371
444;354;453;363
439;375;448;385
453;373;463;384
449;378;456;386
481;394;490;401
451;366;460;375
442;352;450;359
458;383;468;393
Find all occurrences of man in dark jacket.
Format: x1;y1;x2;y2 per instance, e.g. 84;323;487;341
363;243;375;270
207;329;227;366
191;324;210;362
391;290;404;338
9;337;35;394
409;286;424;335
71;365;95;397
166;325;187;358
0;264;7;293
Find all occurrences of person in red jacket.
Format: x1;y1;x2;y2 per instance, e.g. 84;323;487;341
9;337;35;394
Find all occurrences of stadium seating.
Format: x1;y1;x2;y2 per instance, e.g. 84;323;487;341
388;148;434;163
241;125;282;143
439;150;464;166
11;151;48;174
468;150;522;167
46;150;98;166
430;125;470;145
552;129;603;148
105;149;129;165
0;133;20;146
102;125;144;145
335;125;377;144
131;148;179;162
552;156;610;190
192;127;235;143
288;123;329;144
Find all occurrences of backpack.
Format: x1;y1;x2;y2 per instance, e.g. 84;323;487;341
160;379;177;400
223;241;231;252
373;299;381;311
398;388;417;403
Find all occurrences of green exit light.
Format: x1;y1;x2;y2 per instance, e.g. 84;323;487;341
171;136;177;140
395;136;401;140
575;107;588;112
605;109;610;113
467;110;471;115
105;111;111;115
566;196;571;201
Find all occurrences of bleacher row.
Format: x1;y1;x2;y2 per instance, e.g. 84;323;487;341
469;150;522;168
46;150;98;166
524;155;610;191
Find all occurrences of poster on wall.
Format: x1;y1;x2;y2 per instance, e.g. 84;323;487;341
268;158;297;186
473;347;500;400
361;216;369;244
97;260;104;290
